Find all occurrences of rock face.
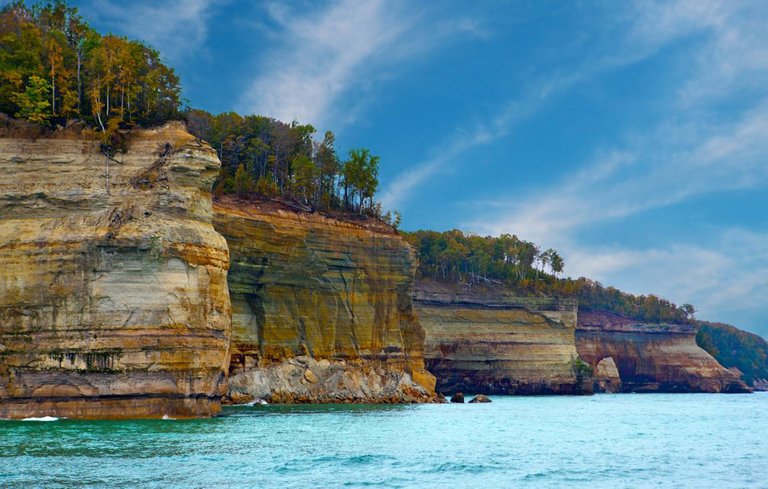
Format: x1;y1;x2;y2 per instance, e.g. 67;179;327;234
213;198;436;403
416;281;590;395
576;311;750;393
0;122;231;419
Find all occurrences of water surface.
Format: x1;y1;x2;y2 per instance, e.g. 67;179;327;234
2;393;766;488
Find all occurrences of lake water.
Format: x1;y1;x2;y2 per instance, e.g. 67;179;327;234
1;393;766;488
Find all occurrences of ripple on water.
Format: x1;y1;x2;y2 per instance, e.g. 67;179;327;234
0;394;766;488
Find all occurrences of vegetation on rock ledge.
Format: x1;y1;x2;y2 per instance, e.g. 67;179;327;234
185;110;389;220
404;229;696;324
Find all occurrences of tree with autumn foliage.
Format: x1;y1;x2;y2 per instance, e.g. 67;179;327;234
0;1;181;129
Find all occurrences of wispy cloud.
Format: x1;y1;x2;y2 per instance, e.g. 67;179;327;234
563;229;768;326
468;99;768;245
240;0;483;129
78;0;219;63
450;1;768;331
380;0;768;211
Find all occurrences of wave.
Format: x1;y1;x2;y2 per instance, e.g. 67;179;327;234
245;399;269;406
21;416;60;422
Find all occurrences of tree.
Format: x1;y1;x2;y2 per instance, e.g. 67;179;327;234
291;153;317;203
681;303;696;320
233;163;253;197
344;148;379;213
182;110;385;218
11;75;50;123
316;130;339;208
550;250;564;276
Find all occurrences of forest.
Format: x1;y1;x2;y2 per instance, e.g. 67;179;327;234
696;322;768;385
185;110;386;218
404;229;696;324
0;1;181;131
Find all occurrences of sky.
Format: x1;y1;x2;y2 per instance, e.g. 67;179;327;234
23;0;768;337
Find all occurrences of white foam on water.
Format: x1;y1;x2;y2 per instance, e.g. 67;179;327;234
162;414;175;420
245;399;268;406
21;416;60;422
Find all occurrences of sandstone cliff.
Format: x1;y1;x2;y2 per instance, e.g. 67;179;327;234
576;311;750;393
0;122;231;419
415;280;590;395
213;198;435;403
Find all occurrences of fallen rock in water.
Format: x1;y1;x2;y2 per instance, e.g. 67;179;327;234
469;394;492;403
450;392;465;403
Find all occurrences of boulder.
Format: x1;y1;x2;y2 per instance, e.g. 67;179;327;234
450;392;465;403
468;394;492;403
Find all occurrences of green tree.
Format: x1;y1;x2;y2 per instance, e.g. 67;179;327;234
233;163;253;197
11;75;51;123
291;153;317;203
344;148;380;213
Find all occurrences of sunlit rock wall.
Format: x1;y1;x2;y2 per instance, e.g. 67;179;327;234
214;199;435;403
416;281;589;395
576;311;750;393
0;121;231;419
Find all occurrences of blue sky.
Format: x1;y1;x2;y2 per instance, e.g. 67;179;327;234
39;0;768;337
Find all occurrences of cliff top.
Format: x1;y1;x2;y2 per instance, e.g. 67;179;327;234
414;278;577;312
214;195;399;235
0;114;193;144
578;310;695;334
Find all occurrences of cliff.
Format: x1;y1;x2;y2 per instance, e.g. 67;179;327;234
415;280;589;395
0;122;231;419
577;311;750;393
213;198;435;403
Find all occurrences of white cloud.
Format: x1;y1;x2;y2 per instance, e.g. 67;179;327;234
380;127;493;210
381;0;768;212
240;0;483;129
450;1;768;332
563;230;768;326
80;0;219;63
468;98;768;246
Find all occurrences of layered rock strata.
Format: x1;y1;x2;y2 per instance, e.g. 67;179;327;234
416;281;589;395
213;199;435;403
576;311;750;393
0;122;231;419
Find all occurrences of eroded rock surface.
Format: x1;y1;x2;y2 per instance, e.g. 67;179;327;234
577;311;750;393
594;357;621;393
0;122;231;418
416;281;591;395
214;199;436;403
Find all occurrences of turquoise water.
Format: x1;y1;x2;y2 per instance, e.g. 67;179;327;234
1;393;766;488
